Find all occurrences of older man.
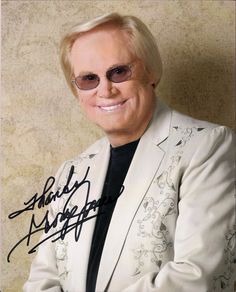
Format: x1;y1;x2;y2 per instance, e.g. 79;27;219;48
24;13;235;292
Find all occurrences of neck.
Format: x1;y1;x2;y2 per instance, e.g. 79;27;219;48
107;116;153;147
108;134;141;148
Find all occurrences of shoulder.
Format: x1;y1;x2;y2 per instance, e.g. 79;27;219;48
165;109;235;173
53;136;108;189
152;105;235;171
170;109;235;143
154;101;235;150
172;109;222;129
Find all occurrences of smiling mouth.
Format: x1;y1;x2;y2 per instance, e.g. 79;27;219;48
98;101;126;112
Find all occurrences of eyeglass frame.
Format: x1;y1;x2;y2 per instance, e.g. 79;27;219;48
71;62;136;91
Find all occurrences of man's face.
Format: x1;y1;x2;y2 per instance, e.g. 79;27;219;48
70;26;156;145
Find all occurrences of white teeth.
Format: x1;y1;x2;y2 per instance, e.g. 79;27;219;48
100;102;122;112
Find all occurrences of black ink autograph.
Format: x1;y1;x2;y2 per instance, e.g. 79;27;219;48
7;165;124;262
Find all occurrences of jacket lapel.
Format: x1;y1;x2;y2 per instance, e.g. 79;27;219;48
68;139;110;291
96;101;172;291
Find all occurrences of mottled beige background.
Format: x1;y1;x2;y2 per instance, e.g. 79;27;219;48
1;0;235;291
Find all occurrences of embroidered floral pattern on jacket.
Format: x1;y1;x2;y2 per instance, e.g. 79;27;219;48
173;126;205;147
211;229;236;291
133;195;175;275
55;239;69;281
52;152;98;284
132;126;206;276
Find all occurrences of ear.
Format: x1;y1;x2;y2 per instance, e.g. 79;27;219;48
148;72;157;89
149;77;157;89
72;88;80;100
71;79;80;100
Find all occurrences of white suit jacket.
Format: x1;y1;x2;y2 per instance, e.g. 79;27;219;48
24;101;235;292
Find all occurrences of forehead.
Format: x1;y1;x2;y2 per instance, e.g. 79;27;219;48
70;26;135;74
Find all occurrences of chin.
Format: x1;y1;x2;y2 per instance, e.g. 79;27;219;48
99;125;121;134
98;123;128;135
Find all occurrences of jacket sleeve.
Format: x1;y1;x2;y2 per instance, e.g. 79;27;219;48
121;126;236;292
23;162;68;292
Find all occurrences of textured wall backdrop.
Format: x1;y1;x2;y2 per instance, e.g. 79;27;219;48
1;1;235;291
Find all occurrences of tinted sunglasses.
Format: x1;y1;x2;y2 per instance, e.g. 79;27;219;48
71;63;133;90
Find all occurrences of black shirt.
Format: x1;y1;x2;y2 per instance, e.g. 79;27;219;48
86;139;139;292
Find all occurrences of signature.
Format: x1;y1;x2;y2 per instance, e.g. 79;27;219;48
7;165;124;263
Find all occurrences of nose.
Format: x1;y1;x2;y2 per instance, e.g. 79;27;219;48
97;76;116;99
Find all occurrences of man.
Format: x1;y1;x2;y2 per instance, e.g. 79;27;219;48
24;13;235;292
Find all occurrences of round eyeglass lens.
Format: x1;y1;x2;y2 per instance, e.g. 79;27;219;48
108;65;131;83
75;74;99;90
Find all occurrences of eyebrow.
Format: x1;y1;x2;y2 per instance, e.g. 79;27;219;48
77;62;131;76
107;62;129;70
